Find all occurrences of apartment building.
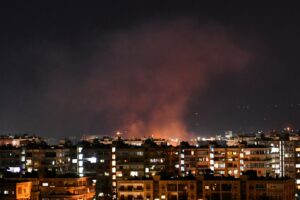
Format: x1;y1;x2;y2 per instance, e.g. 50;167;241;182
0;180;32;200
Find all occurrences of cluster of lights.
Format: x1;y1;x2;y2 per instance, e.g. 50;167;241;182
111;146;117;200
77;146;84;177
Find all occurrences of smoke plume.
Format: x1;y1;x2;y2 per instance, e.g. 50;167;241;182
45;19;252;139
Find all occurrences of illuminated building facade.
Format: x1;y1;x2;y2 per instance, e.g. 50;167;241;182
39;176;95;199
2;176;95;200
179;143;271;178
0;135;42;147
157;178;197;200
243;146;272;177
0;180;32;200
241;175;295;200
117;176;197;200
116;175;294;200
117;180;153;200
24;146;71;175
201;177;240;200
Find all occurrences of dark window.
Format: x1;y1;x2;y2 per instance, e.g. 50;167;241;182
167;184;177;191
222;184;231;191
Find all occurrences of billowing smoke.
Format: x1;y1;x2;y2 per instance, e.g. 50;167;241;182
45;19;253;139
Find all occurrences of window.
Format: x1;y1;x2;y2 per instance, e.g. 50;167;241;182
146;184;151;190
87;157;97;163
256;184;265;190
167;184;177;191
130;171;138;176
136;186;143;190
222;184;232;191
42;182;49;187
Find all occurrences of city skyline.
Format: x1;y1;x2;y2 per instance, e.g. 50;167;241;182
0;131;299;199
0;2;299;138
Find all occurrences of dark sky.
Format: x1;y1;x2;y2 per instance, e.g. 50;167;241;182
0;1;299;138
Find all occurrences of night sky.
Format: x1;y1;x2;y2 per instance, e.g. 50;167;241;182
0;2;299;138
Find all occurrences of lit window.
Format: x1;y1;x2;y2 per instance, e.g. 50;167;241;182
98;192;104;197
42;183;49;187
78;167;83;173
145;168;149;173
272;147;279;153
130;171;138;176
87;157;97;163
7;167;21;173
26;159;32;165
116;171;123;177
150;158;158;163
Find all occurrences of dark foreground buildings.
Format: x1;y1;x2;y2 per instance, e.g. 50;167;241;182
0;131;299;199
117;174;294;200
